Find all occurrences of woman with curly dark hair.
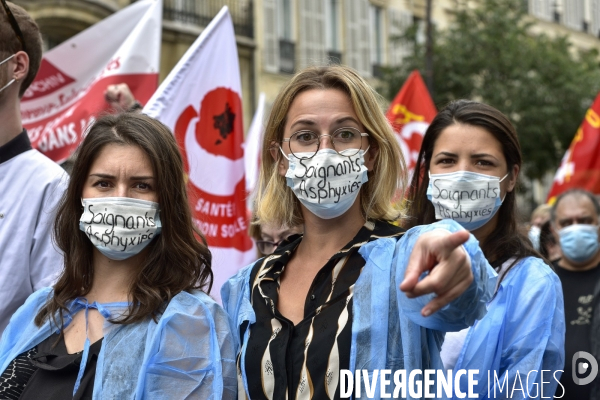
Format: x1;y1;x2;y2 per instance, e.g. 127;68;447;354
0;113;236;399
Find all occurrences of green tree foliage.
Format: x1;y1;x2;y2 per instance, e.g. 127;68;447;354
381;0;600;180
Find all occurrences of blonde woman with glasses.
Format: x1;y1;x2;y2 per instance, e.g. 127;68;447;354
222;65;497;400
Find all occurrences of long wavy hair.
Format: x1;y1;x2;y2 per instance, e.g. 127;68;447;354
255;65;406;228
406;100;538;274
35;112;213;327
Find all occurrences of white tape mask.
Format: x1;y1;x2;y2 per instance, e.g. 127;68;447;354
282;148;369;219
79;197;162;260
0;54;16;94
426;170;508;231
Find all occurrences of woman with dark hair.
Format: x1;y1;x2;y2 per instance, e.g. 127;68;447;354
0;113;236;399
406;99;565;398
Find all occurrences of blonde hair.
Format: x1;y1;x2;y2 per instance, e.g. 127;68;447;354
531;203;551;223
254;65;406;227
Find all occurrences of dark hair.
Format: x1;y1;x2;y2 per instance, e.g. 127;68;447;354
406;100;538;271
539;220;557;261
35;113;213;327
0;2;43;96
551;188;600;222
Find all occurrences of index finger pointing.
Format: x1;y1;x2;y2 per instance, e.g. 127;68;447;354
400;229;470;294
434;229;470;257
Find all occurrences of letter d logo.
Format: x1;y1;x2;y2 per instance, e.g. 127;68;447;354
573;351;598;385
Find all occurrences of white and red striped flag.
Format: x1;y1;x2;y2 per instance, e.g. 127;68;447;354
144;7;255;302
244;92;266;209
22;0;162;162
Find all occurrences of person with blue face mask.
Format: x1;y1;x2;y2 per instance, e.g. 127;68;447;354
0;113;236;399
222;66;498;400
551;189;600;399
406;100;565;399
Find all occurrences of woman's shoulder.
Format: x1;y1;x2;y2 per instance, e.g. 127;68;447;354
502;256;560;287
16;287;54;316
167;290;227;318
1;288;55;352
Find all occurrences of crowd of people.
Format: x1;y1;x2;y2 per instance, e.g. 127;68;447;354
0;1;598;399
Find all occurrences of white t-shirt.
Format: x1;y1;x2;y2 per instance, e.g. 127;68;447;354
440;258;515;370
0;138;67;334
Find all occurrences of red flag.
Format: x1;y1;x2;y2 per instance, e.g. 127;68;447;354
547;93;600;203
22;0;161;163
144;7;254;302
385;70;437;174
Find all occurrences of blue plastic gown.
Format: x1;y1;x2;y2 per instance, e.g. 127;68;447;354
0;288;237;399
450;256;565;399
221;220;498;400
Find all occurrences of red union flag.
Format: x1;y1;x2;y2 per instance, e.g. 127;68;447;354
386;70;437;174
547;93;600;202
21;0;162;162
144;7;254;301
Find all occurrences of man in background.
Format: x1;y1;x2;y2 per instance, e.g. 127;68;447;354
0;1;67;333
552;188;600;399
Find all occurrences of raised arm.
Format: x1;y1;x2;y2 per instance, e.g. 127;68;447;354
396;219;497;331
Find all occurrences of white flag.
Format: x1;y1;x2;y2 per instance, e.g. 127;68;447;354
244;92;266;208
22;0;162;163
144;7;255;302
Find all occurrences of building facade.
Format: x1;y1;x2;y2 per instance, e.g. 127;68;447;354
13;0;600;132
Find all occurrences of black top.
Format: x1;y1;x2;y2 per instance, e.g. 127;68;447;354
0;347;37;400
243;220;405;400
553;260;600;400
0;129;32;164
0;333;103;400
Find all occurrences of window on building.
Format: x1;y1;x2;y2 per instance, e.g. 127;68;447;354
592;0;600;37
278;0;295;73
528;0;554;21
387;7;413;67
563;0;585;31
325;0;342;63
263;0;295;73
370;4;384;78
344;0;371;77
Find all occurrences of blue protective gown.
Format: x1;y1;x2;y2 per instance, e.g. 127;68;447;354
222;220;498;400
450;257;565;399
0;288;237;399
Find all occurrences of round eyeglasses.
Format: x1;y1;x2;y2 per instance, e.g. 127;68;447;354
255;236;294;255
281;127;369;160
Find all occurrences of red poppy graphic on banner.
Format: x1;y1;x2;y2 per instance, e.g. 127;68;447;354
144;7;255;302
173;88;250;251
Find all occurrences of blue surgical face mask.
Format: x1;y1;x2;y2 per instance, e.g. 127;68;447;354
558;224;599;263
427;170;508;231
282;148;369;219
79;197;162;260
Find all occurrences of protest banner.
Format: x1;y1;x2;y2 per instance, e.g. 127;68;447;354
244;92;266;209
144;6;254;302
385;70;437;176
22;0;162;163
547;92;600;203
